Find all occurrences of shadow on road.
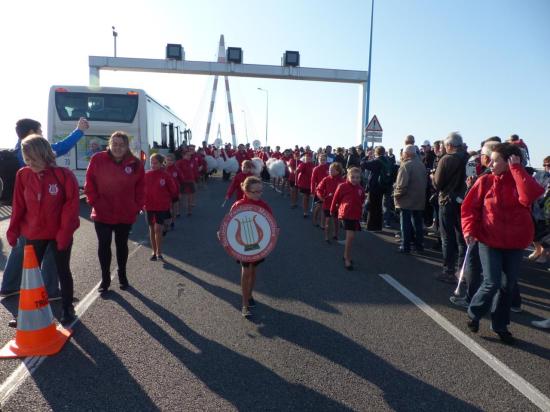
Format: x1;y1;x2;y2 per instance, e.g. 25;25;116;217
157;267;481;411
112;288;353;411
22;323;159;411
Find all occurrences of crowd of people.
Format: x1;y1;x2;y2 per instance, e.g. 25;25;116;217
2;117;549;337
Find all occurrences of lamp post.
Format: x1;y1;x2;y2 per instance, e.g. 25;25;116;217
241;110;249;144
364;0;374;149
112;26;118;58
257;87;268;146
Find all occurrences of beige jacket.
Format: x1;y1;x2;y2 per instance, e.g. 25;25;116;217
394;157;427;210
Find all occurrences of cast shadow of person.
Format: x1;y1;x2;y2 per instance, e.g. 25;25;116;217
110;289;352;411
4;322;159;411
127;276;482;412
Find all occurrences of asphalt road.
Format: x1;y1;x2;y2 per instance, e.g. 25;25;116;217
0;177;548;411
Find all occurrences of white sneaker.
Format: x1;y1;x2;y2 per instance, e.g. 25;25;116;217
531;319;550;329
534;255;547;264
510;306;522;313
241;307;251;318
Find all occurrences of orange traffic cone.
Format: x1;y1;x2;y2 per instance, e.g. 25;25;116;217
0;245;73;358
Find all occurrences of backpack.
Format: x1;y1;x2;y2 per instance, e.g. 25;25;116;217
0;149;21;205
377;158;393;188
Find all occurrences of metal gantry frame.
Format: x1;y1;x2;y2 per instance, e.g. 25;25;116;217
89;42;369;146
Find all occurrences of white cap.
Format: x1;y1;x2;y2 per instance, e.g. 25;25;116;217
422;140;430;146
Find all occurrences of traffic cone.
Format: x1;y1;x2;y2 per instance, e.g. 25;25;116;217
0;245;73;358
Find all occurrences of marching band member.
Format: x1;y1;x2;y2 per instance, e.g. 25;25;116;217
310;153;330;227
165;153;183;226
8;135;80;324
317;162;345;242
296;151;315;218
145;154;178;261
331;167;365;270
176;150;198;216
230;176;273;318
225;160;254;203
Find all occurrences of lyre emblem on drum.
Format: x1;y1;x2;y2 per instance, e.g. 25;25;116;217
234;214;264;251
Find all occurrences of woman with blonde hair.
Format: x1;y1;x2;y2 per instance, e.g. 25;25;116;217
7;135;80;324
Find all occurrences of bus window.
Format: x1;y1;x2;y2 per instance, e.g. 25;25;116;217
169;123;175;152
55;92;138;122
161;123;168;148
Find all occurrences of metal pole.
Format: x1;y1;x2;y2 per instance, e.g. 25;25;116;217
112;26;118;58
265;90;269;146
257;88;268;146
364;0;374;148
242;110;249;144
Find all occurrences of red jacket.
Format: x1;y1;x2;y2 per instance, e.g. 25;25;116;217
144;169;179;211
272;151;282;160
165;164;183;185
287;158;301;183
461;164;544;249
8;166;80;250
259;151;270;162
235;151;251;170
226;171;253;200
85;151;145;225
330;181;365;220
231;197;273;216
311;163;330;194
317;175;345;210
296;162;314;190
176;158;197;182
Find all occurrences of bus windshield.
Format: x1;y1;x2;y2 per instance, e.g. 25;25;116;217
55;92;139;123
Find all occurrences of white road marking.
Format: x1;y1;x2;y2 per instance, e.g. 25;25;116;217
379;274;550;412
0;243;143;406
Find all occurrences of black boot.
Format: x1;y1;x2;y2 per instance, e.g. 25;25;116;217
118;270;129;290
61;306;76;325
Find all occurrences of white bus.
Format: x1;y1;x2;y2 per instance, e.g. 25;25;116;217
48;85;190;185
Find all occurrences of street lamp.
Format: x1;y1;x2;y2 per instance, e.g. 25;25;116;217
241;110;249;144
257;87;268;146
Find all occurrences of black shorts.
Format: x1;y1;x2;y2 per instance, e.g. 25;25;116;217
237;258;265;268
324;209;334;218
299;188;311;195
342;219;361;231
289;181;296;188
147;210;171;225
181;182;196;194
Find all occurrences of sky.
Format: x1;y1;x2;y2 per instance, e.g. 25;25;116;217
0;0;549;166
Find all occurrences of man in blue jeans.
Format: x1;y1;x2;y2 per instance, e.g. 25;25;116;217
393;145;427;253
1;117;89;299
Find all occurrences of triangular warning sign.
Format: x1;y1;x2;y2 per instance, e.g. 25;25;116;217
365;115;383;132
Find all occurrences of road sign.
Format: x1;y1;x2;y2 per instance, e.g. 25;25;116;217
365;115;382;132
219;204;279;262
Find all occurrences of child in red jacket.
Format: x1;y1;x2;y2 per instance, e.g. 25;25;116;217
145;154;179;261
331;167;365;270
230;176;273;318
224;160;254;205
317;162;345;243
287;151;301;209
310;153;330;227
7;135;80;324
165;153;183;227
296;152;315;218
176;150;197;216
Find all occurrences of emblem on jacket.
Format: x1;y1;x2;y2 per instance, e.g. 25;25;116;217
172;172;178;178
125;166;132;174
160;178;166;186
49;184;59;195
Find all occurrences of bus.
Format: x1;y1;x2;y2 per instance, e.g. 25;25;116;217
48;85;190;186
